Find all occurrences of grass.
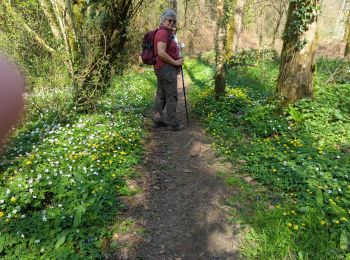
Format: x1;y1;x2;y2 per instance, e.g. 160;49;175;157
0;68;156;259
186;55;350;259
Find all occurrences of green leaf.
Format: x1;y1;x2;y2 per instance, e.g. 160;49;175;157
340;230;349;251
330;204;347;218
315;189;323;206
334;109;344;120
74;172;84;182
73;205;86;228
288;107;303;122
55;232;67;249
298;206;311;213
298;251;304;260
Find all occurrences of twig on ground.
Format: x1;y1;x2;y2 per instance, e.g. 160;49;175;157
326;63;343;84
180;136;197;152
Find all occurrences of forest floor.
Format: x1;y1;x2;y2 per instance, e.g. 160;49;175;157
113;74;238;259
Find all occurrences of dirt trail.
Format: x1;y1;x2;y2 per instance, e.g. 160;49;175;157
114;74;238;259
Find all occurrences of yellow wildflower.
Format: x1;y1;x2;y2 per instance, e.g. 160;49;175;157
320;220;325;225
293;225;299;230
0;211;4;218
10;197;17;203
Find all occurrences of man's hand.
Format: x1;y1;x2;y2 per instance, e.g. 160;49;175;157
174;58;184;67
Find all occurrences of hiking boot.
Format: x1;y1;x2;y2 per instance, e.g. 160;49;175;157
167;124;185;131
152;121;167;129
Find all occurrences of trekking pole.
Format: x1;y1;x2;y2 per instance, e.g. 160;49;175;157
178;40;189;125
180;66;189;125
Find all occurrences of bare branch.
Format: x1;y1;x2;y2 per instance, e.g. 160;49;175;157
3;1;56;54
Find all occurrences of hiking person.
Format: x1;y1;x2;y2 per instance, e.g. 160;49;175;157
153;9;184;131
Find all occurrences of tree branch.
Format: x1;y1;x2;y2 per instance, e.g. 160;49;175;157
3;1;56;54
38;0;62;40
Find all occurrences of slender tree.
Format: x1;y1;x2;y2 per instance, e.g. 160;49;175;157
226;0;245;58
271;0;289;49
169;0;178;12
277;0;320;105
215;0;227;96
344;9;350;58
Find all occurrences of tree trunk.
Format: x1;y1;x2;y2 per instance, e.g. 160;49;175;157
271;0;288;49
271;11;283;49
258;11;264;53
75;0;145;109
215;0;227;96
184;0;189;29
169;0;177;12
344;10;350;58
226;0;244;58
277;1;319;105
49;0;75;77
38;0;62;40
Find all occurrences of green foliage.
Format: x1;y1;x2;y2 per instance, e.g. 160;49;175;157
227;49;278;66
198;50;216;65
0;69;155;258
187;56;350;258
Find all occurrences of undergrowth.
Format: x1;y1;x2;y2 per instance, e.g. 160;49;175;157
0;69;155;258
186;56;350;259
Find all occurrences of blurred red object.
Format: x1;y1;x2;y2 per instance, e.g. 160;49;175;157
0;55;25;148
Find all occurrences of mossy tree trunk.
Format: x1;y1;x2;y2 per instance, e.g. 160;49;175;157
277;0;320;105
226;0;245;58
215;0;227;96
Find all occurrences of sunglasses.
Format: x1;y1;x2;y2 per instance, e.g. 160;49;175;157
166;19;177;24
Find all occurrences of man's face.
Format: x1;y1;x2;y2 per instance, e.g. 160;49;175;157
163;16;177;30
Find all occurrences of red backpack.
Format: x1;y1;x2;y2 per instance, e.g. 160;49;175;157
141;28;171;65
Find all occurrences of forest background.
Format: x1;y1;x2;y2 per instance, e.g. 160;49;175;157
1;0;350;259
